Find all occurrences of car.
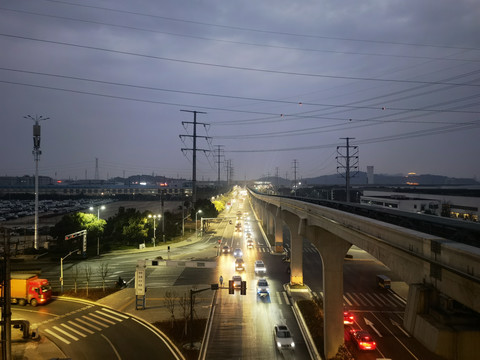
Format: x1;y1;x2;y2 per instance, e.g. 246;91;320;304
343;310;355;325
233;248;243;257
232;275;242;288
350;329;376;350
254;260;266;275
256;278;269;297
235;258;245;271
273;324;295;351
222;245;231;254
247;239;254;249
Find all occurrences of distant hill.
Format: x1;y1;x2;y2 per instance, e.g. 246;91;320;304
259;172;479;186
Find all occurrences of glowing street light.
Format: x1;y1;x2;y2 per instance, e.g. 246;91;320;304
89;205;105;256
195;209;203;237
148;214;161;247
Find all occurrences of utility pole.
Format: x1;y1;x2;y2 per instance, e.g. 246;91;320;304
214;145;225;186
1;229;12;360
292;159;298;196
337;137;359;202
24;114;49;250
180;110;209;205
94;157;99;180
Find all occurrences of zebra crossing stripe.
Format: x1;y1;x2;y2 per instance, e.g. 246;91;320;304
357;293;375;306
364;293;383;307
77;317;102;331
343;295;352;306
100;308;129;319
68;320;95;334
53;325;79;341
82;315;109;328
90;312;116;325
345;292;360;306
60;323;87;338
45;328;70;344
97;309;127;322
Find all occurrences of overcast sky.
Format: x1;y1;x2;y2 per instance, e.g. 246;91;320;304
1;0;479;182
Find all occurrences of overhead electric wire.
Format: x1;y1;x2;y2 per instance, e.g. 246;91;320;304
1;6;478;63
40;0;480;52
1;33;480;88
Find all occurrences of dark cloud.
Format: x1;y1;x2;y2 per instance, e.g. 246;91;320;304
1;0;479;181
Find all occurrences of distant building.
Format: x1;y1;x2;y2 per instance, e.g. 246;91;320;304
361;190;479;221
367;166;374;185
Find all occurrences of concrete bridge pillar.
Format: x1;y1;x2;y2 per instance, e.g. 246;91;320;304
274;208;284;253
282;212;305;285
307;225;352;360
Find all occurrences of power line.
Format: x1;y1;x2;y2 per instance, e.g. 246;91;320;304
1;33;480;87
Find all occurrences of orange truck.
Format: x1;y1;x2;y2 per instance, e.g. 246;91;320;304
2;273;52;306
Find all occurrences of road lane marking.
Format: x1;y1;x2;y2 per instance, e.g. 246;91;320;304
276;292;283;305
282;292;290;305
53;325;79;341
68;320;95;334
343;295;352;306
90;312;116;325
60;323;87;337
357;293;375;306
45;328;70;344
98;309;128;321
101;334;122;360
77;317;102;331
82;315;109;328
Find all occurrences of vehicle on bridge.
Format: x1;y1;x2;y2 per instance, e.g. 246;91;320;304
256;278;269;297
254;260;266;275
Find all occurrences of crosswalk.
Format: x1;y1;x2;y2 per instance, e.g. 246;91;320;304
38;307;129;345
312;290;406;309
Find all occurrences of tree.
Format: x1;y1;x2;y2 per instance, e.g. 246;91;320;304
164;290;177;328
71;265;80;294
84;265;92;297
98;262;110;292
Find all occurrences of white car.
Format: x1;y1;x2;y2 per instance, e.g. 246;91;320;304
274;324;295;351
254;260;266;275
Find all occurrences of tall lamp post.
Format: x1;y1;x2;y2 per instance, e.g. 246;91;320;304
24;114;49;250
195;209;202;237
148;214;161;247
60;249;79;293
90;205;105;256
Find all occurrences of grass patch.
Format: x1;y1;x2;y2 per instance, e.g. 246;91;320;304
56;287;121;301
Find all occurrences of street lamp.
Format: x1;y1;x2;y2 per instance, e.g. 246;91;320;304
148;214;161;247
89;205;105;256
60;249;79;293
195;209;202;237
24;114;49;250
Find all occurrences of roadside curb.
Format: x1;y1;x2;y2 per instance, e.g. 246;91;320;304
284;283;323;360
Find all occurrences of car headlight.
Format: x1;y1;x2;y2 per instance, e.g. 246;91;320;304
276;341;282;348
291;342;295;348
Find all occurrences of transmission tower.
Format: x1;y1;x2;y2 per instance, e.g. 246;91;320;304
95;157;99;180
179;110;210;204
214;145;225;186
292;159;299;196
336;137;359;202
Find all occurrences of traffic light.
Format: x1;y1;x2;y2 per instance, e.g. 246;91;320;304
228;280;234;294
240;280;247;295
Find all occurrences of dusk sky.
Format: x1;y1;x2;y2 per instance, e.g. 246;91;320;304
1;0;479;182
